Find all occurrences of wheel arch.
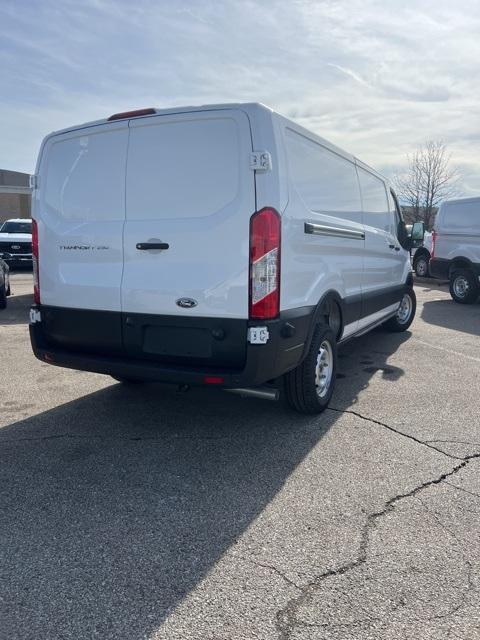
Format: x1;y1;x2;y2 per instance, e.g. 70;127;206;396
300;290;345;364
449;257;475;277
413;248;431;263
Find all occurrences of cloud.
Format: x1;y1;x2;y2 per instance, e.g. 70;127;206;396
0;0;479;195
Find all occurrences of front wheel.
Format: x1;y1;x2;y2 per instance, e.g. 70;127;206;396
449;269;479;304
384;288;416;332
284;325;337;414
414;254;430;277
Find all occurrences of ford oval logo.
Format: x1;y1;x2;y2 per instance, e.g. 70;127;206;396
176;297;198;309
11;245;21;250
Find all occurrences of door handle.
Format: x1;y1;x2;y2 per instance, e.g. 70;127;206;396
136;242;169;250
394;246;401;251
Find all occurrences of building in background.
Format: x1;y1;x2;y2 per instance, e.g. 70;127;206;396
0;169;31;224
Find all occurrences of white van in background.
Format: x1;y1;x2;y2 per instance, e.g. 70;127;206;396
29;103;418;414
430;196;480;303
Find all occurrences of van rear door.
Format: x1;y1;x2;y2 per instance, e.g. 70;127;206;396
36;121;128;353
121;110;255;363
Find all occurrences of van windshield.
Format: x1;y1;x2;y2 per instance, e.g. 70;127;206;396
0;221;32;234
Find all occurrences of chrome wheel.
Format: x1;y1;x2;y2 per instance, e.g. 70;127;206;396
315;340;333;398
397;293;412;325
453;275;469;299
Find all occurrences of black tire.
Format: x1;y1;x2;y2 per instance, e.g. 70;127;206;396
111;376;146;384
384;288;416;332
414;253;430;277
284;325;337;414
0;283;7;309
449;269;479;304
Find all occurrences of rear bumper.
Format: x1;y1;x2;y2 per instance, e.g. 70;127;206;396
29;306;314;388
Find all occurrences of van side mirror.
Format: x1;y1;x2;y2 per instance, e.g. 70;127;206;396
411;221;425;242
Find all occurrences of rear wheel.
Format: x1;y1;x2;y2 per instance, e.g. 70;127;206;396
384;288;416;332
449;269;479;304
284;325;337;414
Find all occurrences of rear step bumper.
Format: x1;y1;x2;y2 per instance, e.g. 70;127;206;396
29;306;314;388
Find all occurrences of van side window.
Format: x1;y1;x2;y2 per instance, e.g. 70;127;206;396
285;129;362;222
357;167;392;233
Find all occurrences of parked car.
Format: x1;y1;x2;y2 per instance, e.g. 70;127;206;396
0;218;33;268
430;196;480;304
0;257;11;309
28;103;420;414
412;230;433;277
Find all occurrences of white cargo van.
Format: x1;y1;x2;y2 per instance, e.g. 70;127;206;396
430;197;480;304
29;103;418;413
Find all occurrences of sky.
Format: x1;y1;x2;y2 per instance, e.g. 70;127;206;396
1;0;479;193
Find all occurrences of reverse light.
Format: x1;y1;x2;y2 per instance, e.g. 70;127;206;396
32;219;40;304
249;207;281;320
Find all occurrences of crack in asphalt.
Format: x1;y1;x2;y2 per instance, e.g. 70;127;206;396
444;479;480;501
414;496;475;621
327;406;462;459
238;557;302;591
425;439;480;447
275;446;480;640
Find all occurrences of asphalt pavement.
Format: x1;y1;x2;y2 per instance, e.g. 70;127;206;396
1;272;479;640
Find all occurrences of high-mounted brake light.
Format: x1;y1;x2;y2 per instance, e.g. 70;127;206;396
32;219;40;304
249;207;281;320
107;108;156;121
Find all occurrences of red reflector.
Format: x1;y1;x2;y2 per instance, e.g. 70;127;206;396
107;108;156;121
203;376;224;385
32;219;40;305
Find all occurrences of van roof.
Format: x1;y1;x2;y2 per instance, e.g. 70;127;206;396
441;196;480;206
40;102;388;183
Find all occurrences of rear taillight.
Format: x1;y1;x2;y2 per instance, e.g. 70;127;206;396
249;207;281;320
32;219;40;304
430;230;436;259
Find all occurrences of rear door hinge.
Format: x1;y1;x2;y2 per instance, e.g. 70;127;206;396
250;151;272;172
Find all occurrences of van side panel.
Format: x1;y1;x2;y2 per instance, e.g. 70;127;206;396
278;124;365;333
433;199;480;270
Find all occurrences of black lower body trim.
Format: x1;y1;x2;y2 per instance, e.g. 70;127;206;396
29;306;316;388
430;258;480;280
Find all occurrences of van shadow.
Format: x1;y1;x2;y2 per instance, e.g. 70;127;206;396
421;298;480;337
0;293;33;325
0;330;409;640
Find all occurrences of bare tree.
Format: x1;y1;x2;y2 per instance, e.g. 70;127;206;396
394;141;461;229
